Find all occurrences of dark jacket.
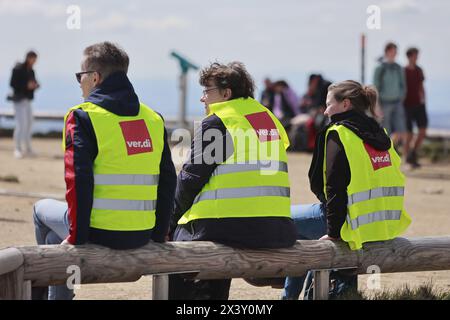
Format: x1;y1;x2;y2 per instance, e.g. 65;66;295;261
171;110;297;249
308;110;391;238
64;71;176;249
260;88;275;110
9;63;38;100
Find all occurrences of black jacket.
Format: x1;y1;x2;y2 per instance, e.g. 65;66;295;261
64;71;176;249
308;110;391;238
171;111;297;249
9;63;38;100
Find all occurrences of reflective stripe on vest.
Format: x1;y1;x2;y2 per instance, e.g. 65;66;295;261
193;186;290;204
347;186;404;206
212;161;288;176
94;174;159;186
346;210;402;230
93;199;157;211
93;173;159;212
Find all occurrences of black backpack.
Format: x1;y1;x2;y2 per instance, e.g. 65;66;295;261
303;270;358;300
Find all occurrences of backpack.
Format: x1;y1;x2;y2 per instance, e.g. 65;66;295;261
303;270;358;300
377;62;403;93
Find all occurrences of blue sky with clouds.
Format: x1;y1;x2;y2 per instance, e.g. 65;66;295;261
0;0;448;120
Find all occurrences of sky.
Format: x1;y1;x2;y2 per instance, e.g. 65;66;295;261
0;0;449;120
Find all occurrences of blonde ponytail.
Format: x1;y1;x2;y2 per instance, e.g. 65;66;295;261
328;80;379;117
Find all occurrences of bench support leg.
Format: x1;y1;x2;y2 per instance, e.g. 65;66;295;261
0;267;27;300
313;270;330;300
152;274;169;300
22;280;31;300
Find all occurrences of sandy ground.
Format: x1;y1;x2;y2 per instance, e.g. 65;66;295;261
1;137;450;299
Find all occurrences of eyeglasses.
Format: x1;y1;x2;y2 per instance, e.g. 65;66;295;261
75;71;97;83
202;87;220;96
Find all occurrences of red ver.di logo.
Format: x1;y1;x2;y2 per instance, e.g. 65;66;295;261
245;111;280;142
364;143;392;170
119;119;153;155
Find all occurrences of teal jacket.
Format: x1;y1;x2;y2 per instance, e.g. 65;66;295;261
373;62;406;103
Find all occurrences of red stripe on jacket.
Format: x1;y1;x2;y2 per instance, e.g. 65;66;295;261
65;112;78;244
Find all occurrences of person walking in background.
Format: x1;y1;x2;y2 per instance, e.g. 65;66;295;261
373;42;407;155
8;51;40;158
403;47;427;168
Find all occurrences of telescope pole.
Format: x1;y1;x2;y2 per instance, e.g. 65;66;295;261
179;72;187;127
361;33;366;84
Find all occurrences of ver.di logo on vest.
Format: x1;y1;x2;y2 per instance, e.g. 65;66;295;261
364;143;392;170
126;139;152;148
245;111;280;142
119;119;153;155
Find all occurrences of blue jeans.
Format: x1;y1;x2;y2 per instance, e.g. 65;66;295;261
281;203;327;300
33;199;74;300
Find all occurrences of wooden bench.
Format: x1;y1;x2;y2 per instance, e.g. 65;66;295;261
1;236;450;300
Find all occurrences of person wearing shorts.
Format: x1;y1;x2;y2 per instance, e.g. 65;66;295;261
404;47;427;168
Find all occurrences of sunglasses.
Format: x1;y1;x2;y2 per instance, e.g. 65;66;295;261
75;71;98;83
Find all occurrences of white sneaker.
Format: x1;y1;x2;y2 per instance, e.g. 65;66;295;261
14;150;24;159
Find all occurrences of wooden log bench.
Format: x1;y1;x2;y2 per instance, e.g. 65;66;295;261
1;236;450;300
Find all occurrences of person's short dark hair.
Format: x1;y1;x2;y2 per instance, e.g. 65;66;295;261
308;74;319;85
83;42;129;80
385;42;397;53
406;47;419;58
26;50;38;60
199;61;255;99
273;80;289;88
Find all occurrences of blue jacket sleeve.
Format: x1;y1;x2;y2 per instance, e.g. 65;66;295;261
151;125;176;242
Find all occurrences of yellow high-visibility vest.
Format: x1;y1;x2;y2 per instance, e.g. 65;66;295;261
178;97;291;224
324;124;412;250
63;102;164;231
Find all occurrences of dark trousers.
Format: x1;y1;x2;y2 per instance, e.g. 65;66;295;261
168;274;231;300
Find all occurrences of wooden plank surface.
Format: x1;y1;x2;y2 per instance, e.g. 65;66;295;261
0;247;24;275
0;266;25;300
12;236;450;287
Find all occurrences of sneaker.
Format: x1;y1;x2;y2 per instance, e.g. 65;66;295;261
14;150;24;159
406;150;421;168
